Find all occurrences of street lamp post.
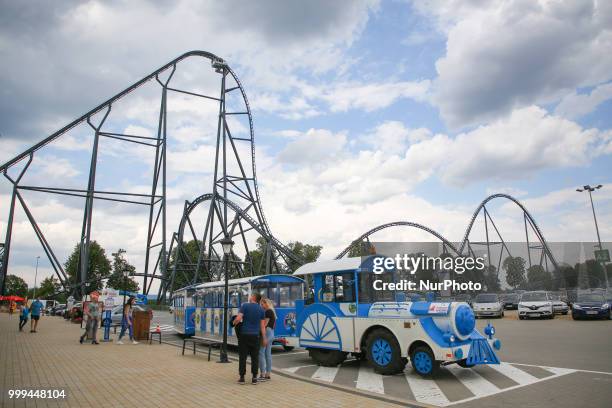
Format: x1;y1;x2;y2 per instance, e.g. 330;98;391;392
219;236;234;363
33;256;40;299
576;184;608;288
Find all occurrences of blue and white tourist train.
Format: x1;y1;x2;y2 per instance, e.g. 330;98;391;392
293;256;502;376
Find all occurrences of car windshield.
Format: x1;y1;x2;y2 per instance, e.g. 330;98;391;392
521;292;547;301
475;294;498;303
577;294;604;302
505;295;518;301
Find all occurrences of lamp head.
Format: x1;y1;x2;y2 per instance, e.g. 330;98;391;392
220;237;234;255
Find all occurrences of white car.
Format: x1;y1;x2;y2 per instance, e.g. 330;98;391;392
549;294;569;315
472;293;504;318
518;291;554;319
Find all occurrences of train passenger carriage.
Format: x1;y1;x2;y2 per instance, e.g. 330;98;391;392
293;256;502;377
172;274;304;350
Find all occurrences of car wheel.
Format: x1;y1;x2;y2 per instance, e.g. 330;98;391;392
410;346;439;377
519;315;524;320
366;329;406;375
562;311;568;315
501;311;504;318
572;314;578;320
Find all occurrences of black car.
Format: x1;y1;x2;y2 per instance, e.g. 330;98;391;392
501;294;519;310
571;293;610;320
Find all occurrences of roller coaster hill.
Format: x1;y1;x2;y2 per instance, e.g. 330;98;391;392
0;50;574;302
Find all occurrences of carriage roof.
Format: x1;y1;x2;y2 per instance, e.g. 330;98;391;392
293;256;382;276
193;274;303;290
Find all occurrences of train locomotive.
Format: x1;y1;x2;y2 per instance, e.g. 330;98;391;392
293;256;501;376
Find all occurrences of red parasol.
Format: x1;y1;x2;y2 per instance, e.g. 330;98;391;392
1;295;25;302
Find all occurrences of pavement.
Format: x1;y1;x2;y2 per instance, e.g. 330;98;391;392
0;313;400;408
2;311;611;408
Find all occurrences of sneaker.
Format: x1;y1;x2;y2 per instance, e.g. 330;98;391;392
92;341;99;345
258;375;268;382
251;377;258;385
116;340;124;345
265;375;271;381
79;337;84;344
132;340;139;345
237;376;245;385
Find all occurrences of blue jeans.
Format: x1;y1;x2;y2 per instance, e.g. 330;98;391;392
259;327;274;374
118;317;133;340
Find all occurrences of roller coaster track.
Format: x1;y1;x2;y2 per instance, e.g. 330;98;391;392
336;194;560;272
0;50;300;297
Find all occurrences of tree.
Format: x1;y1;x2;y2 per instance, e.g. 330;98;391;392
503;256;526;289
285;241;322;272
347;241;377;257
64;241;111;294
35;276;62;299
483;265;501;292
4;274;27;297
106;249;139;292
526;265;553;290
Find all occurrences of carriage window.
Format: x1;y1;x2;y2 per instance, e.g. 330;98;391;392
336;274;356;302
268;285;279;306
279;283;296;307
291;283;303;301
321;273;355;303
239;285;249;305
230;287;240;307
374;272;395;301
322;275;334;302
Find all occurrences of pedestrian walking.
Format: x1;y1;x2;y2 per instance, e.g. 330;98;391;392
29;298;43;333
18;301;30;331
258;297;276;382
116;297;138;345
233;292;266;385
80;291;101;344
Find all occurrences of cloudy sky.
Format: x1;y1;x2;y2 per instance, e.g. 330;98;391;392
1;0;611;290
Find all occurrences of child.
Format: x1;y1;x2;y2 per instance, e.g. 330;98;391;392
19;302;30;331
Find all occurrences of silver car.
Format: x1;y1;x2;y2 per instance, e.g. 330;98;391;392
472;293;504;318
549;293;569;315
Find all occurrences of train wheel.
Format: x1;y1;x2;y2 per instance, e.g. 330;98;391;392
309;348;348;367
366;329;406;375
410;346;439;377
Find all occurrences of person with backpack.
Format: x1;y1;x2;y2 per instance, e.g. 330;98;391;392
258;297;276;382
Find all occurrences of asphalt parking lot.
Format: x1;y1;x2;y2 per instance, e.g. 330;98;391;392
159;310;611;407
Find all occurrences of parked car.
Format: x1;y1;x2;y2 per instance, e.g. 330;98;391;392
572;293;610;320
472;293;504;318
50;303;66;315
518;291;554;319
454;293;472;307
549;293;569;315
501;293;519;310
109;304;149;325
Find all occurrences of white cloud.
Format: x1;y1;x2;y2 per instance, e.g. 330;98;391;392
278;129;347;165
555;82;612;119
416;0;612;127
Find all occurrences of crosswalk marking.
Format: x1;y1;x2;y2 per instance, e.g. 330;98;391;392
312;366;339;382
283;365;317;374
489;362;539;385
404;369;450;406
356;366;385;394
445;365;500;397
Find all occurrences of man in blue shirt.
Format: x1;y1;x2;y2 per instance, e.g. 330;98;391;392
30;298;44;333
233;292;267;385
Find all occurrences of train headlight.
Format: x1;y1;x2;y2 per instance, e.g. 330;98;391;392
443;332;456;344
484;323;495;339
